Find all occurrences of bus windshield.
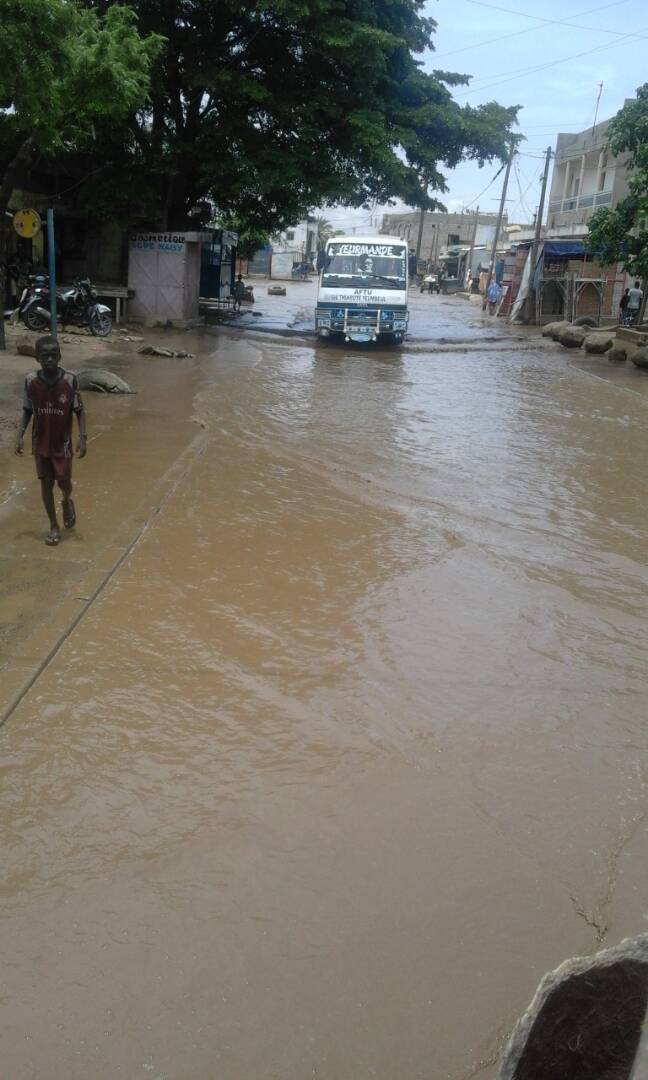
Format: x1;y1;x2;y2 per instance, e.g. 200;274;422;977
322;242;406;290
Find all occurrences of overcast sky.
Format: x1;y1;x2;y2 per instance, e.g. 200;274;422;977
323;0;647;234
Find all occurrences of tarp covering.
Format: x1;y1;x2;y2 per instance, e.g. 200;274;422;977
543;240;586;256
509;248;532;323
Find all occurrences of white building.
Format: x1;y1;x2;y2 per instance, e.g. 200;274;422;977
272;218;318;258
546;110;632;239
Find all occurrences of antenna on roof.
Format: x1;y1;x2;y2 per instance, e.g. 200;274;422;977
592;82;604;132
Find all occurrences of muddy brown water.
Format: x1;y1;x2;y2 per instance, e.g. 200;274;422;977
1;307;648;1079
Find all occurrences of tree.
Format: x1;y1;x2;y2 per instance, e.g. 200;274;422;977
586;85;648;288
79;0;519;236
0;0;161;347
315;216;334;249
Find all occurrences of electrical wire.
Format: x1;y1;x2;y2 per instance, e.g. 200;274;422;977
453;29;640;98
462;161;507;209
434;0;633;59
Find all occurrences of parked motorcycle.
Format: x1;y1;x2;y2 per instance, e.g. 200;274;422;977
22;277;112;336
7;270;48;323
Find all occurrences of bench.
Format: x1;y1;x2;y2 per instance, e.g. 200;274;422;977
92;284;133;326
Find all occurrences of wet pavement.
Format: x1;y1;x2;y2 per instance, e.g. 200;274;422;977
1;295;648;1079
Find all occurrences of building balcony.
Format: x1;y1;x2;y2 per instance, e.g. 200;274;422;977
548;190;613;215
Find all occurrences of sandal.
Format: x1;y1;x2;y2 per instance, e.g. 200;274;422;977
62;498;76;529
45;528;61;546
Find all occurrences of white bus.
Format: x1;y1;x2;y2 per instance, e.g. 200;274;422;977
315;235;409;344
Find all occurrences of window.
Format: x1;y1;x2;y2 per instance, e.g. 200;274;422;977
286;230;295;241
573;177;580;197
599;172;606;192
447;233;460;245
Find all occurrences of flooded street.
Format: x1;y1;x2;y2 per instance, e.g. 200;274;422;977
2;293;648;1078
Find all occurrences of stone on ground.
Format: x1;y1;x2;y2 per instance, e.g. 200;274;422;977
629;346;648;370
584;333;615;354
498;934;648;1080
608;346;628;363
267;286;286;296
559;325;587;348
75;369;135;393
550;320;570;340
572;315;598;328
541;320;568;340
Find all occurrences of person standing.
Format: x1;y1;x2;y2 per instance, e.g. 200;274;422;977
486;278;502;315
15;336;87;546
626;279;643;324
619;288;630;325
232;274;246;311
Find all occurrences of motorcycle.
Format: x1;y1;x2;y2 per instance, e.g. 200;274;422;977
22;277;112;336
6;270;49;323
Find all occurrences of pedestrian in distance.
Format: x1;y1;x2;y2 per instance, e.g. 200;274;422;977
15;336;87;547
619;287;631;325
486;278;502;315
626;279;643;325
232;273;246;312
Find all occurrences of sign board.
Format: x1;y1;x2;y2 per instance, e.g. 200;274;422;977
327;242;404;257
13;209;42;239
130;232;187;253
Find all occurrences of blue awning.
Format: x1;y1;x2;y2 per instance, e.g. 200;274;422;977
543;240;586;256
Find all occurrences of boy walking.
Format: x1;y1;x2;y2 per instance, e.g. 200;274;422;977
15;336;87;546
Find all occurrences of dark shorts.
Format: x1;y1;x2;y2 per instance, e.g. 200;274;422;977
35;455;72;481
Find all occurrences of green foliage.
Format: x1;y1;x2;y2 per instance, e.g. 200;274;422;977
0;0;161;173
586;85;648;280
78;0;519;231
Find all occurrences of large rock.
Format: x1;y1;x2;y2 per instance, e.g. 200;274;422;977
75;369;135;393
137;345;194;358
630;346;648;370
559;325;587;348
608;346;628;363
498;934;648;1080
572;315;598;328
584;333;615;354
541;321;562;338
546;320;570;341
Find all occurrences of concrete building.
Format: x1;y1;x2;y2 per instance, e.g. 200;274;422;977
272;218;318;258
380;210;508;264
546;111;631;239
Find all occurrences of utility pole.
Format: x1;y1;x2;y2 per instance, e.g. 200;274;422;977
416;207;426;265
427;223;436;267
524;144;552;323
466;205;479;287
487;149;513;293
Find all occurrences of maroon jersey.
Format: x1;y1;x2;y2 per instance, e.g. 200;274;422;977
23;369;83;458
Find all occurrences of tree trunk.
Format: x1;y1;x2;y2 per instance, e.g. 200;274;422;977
162;171;198;230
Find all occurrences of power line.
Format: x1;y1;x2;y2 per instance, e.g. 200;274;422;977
463;161;507;209
454;29;639;98
434;0;633;59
